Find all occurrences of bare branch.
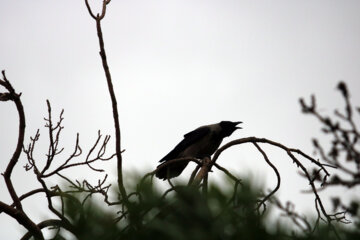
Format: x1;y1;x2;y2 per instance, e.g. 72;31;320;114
208;137;336;226
84;0;126;204
211;137;330;177
213;162;241;184
188;164;201;185
253;142;281;211
84;0;96;19
192;157;212;186
0;201;44;240
270;197;313;234
1;71;26;211
20;219;75;240
41;100;65;175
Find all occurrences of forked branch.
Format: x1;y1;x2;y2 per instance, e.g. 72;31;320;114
84;0;127;203
0;71;44;239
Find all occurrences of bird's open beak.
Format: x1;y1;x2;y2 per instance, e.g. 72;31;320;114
234;121;243;129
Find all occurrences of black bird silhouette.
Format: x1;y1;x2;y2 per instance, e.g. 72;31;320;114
156;121;242;180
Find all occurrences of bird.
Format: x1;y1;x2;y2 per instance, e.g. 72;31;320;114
156;121;242;180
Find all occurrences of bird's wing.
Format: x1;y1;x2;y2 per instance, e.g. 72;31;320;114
159;126;210;162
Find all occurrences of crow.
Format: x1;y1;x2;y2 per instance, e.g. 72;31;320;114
156;121;242;180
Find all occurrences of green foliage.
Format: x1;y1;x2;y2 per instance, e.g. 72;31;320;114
55;178;359;240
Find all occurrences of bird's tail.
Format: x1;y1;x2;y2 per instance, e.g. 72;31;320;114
155;160;189;180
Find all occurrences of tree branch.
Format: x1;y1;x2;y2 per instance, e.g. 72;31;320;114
0;71;44;239
20;219;74;240
253;142;281;212
84;0;127;204
1;71;25;211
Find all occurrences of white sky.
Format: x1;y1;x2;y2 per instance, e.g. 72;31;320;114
1;0;360;239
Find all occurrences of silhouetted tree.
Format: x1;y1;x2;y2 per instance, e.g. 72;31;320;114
300;81;360;229
0;1;359;240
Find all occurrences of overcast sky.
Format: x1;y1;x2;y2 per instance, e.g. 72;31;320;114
1;0;360;239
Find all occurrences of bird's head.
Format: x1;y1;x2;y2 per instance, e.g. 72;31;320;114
219;121;242;137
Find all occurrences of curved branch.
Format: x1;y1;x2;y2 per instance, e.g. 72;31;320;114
210;137;335;227
252;142;281;211
20;219;75;240
84;0;96;19
213;162;241;184
18;189;45;205
211;137;330;177
1;71;25;211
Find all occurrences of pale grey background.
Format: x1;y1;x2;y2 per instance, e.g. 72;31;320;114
1;0;360;239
